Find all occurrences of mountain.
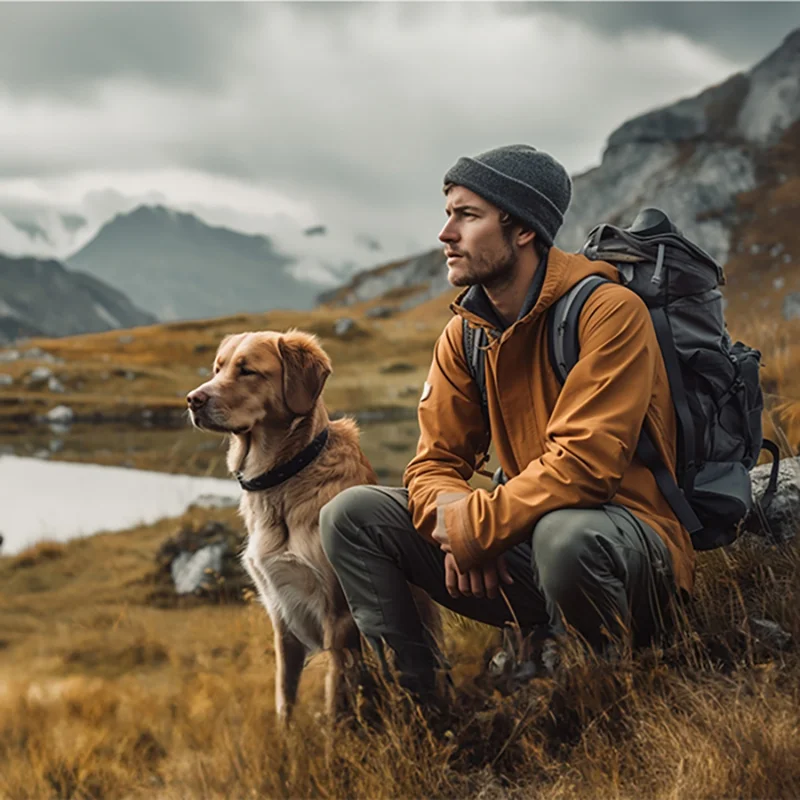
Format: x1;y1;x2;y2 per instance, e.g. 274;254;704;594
323;30;800;320
317;248;446;311
67;205;324;322
0;254;157;344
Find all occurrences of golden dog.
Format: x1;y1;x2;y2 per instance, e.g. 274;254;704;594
187;329;439;722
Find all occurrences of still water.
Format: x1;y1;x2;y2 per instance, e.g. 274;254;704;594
0;455;241;555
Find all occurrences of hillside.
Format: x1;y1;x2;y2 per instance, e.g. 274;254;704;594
67;205;325;322
0;254;156;345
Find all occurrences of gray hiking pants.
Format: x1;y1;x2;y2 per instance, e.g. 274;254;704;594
320;486;676;690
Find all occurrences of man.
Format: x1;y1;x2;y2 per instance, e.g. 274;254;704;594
320;144;694;700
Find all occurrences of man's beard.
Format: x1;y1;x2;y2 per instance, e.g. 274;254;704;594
448;239;518;290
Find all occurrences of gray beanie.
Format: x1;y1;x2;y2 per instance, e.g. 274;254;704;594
443;144;572;246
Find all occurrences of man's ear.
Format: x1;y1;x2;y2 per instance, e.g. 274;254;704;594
278;330;332;416
517;229;535;248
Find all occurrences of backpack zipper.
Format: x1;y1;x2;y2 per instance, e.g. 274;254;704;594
650;244;666;285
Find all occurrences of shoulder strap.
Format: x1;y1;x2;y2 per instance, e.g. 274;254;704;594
546;275;704;536
547;275;611;384
462;318;489;432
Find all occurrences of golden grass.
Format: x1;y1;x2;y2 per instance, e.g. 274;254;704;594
0;502;799;799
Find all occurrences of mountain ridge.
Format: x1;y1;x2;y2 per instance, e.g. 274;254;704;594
67;204;326;321
0;253;157;344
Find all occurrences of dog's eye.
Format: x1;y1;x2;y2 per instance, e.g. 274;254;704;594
239;366;258;377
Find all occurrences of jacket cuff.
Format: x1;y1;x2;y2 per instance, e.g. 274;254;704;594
445;497;481;572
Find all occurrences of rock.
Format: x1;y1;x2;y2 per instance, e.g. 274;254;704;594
47;376;65;393
750;244;762;255
118;334;135;344
196;367;210;377
770;243;785;257
749;617;792;650
783;254;793;264
379;361;415;374
21;347;57;363
773;277;785;290
0;374;12;387
171;543;228;595
45;405;74;425
782;293;800;321
150;520;250;606
365;305;394;319
125;371;136;381
191;494;239;510
333;317;356;336
27;366;53;384
48;422;71;436
49;439;63;453
0;350;20;362
742;455;800;543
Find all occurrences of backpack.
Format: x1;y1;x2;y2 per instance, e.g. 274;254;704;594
462;207;780;551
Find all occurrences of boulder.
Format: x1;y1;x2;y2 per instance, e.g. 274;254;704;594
742;454;800;543
365;305;395;319
27;366;53;385
149;520;250;607
171;543;228;595
45;405;74;424
333;317;356;336
783;292;800;321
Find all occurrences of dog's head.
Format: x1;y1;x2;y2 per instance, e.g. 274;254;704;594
186;329;332;434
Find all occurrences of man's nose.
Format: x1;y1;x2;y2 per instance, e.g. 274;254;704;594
187;389;209;410
438;218;457;243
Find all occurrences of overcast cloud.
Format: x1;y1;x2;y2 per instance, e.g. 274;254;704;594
0;2;797;278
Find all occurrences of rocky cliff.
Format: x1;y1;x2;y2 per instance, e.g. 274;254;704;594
0;254;157;344
324;30;800;317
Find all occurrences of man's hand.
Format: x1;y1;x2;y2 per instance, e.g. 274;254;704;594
443;552;513;600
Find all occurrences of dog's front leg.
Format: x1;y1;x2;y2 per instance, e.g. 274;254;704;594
273;616;307;725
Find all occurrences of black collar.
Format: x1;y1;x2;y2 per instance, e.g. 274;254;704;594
236;428;329;492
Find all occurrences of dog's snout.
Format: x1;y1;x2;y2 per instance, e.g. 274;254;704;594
187;389;209;410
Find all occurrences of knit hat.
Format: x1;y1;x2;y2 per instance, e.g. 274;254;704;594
443;144;572;246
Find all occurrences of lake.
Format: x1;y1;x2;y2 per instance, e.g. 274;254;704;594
0;414;423;555
0;455;241;555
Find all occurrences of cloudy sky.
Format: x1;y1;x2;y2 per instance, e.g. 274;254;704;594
0;1;797;281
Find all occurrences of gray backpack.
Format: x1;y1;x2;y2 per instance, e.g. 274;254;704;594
463;208;779;551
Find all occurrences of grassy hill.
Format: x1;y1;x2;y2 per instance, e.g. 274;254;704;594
1;260;799;798
0;496;798;798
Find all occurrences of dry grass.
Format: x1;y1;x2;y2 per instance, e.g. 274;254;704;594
0;502;799;799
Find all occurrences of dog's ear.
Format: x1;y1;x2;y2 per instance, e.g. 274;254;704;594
278;330;332;416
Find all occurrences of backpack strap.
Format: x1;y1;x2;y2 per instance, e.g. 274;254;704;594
548;275;612;383
547;276;704;535
462;319;492;473
648;307;700;499
462;319;489;428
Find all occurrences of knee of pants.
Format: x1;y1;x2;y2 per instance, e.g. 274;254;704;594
531;510;604;596
319;485;380;566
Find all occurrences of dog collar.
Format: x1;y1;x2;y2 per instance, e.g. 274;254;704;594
235;427;330;492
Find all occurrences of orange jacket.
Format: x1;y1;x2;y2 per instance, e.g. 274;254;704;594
403;246;695;594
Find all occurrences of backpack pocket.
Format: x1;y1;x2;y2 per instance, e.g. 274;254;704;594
690;460;753;550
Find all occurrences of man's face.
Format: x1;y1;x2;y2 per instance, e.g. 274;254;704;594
438;185;517;289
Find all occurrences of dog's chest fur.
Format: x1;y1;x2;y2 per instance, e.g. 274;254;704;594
239;492;332;652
